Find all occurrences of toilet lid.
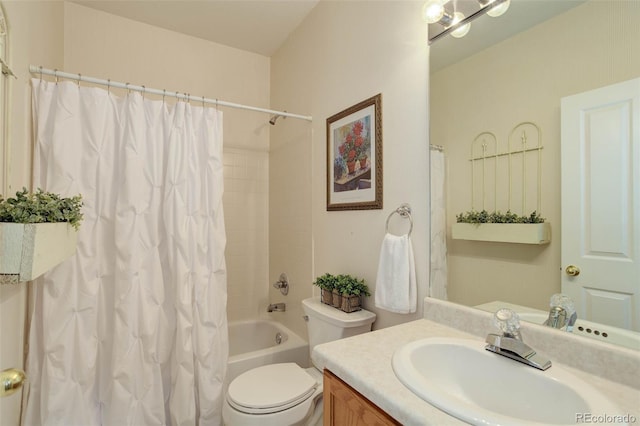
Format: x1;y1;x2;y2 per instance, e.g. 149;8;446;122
227;363;318;414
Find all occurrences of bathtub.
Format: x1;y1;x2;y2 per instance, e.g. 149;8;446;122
226;319;310;386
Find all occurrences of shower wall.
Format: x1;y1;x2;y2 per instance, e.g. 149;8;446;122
224;148;270;320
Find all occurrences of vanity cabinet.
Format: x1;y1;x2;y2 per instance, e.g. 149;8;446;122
323;369;400;426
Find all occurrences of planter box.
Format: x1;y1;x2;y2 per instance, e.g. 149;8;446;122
331;290;342;309
0;223;78;284
340;294;362;313
451;223;551;245
321;289;333;305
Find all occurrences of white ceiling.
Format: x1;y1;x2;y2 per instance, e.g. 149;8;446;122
72;0;320;57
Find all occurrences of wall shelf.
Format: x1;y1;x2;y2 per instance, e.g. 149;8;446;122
0;223;78;284
451;223;551;245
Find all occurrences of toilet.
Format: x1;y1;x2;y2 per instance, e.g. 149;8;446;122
222;296;376;426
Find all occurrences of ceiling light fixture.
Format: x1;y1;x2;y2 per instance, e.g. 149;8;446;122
450;12;471;38
422;0;446;24
479;0;511;18
427;0;510;43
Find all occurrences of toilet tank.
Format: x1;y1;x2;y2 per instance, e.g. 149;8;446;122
302;297;376;352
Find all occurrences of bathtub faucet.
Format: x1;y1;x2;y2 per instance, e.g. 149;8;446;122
267;303;286;312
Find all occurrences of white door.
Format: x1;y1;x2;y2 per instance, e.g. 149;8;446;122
561;77;640;332
0;284;27;424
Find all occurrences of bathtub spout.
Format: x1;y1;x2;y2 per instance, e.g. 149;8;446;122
267;303;286;312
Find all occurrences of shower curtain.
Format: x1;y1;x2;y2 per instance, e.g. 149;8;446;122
430;147;448;300
24;79;228;426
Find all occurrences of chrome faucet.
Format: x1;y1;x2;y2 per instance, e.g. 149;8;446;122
485;308;552;371
544;293;577;332
267;302;286;312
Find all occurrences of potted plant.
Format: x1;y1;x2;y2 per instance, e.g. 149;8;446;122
335;274;370;313
313;273;337;305
452;209;550;244
0;188;83;283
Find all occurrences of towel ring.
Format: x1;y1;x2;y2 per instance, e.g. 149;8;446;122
385;203;413;236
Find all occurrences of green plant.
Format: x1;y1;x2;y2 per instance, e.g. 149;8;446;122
0;188;83;230
313;273;337;291
456;209;544;224
335;274;370;297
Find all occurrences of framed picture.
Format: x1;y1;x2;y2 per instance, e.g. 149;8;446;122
326;94;382;211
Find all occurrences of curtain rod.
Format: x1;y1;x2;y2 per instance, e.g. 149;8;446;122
29;65;313;122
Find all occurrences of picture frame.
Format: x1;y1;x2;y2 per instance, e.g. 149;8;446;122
326;94;382;211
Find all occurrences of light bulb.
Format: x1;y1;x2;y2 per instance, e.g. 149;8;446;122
422;0;445;24
487;0;510;17
450;12;470;38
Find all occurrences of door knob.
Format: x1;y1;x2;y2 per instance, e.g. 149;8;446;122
1;368;26;397
565;265;581;276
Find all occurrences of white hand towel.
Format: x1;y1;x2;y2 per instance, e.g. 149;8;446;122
375;233;417;314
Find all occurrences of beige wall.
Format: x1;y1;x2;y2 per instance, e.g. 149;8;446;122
431;0;640;310
63;3;271;151
2;1;63;194
271;0;430;335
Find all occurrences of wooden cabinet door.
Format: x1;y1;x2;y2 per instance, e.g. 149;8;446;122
323;369;400;426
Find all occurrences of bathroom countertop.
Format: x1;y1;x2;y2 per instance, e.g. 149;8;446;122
313;317;640;426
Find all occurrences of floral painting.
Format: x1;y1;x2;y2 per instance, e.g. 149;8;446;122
326;94;382;210
334;116;371;185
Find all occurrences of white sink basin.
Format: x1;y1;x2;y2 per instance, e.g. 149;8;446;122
392;337;624;426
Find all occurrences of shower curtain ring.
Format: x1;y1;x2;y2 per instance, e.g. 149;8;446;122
125;82;131;95
202;95;205;107
54;69;58;84
162;89;166;104
39;66;43;82
142;85;146;98
107;79;111;94
77;73;81;87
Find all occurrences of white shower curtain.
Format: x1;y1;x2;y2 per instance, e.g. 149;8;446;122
430;148;448;300
24;79;228;426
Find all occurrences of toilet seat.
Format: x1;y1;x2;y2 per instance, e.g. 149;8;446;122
227;363;318;415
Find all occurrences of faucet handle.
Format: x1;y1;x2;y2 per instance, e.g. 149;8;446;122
549;293;575;314
273;273;289;295
493;308;522;339
548;293;577;331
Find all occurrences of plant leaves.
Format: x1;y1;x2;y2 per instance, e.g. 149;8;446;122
0;187;83;230
456;209;544;224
